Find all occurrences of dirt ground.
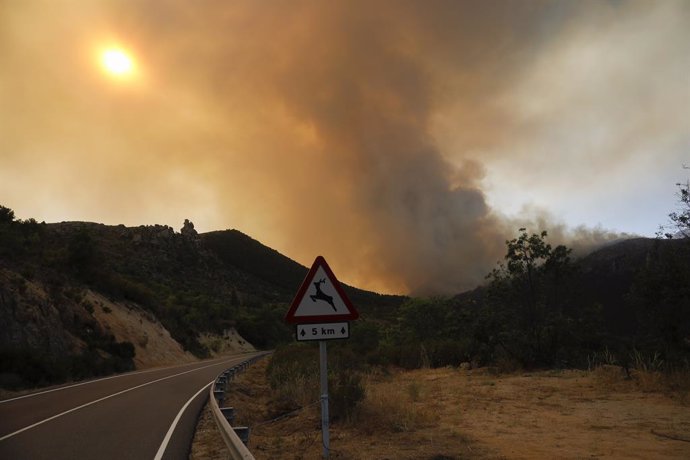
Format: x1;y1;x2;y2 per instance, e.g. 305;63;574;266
87;290;197;369
190;402;232;460
197;359;690;460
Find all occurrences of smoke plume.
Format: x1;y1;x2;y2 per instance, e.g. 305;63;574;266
1;1;687;294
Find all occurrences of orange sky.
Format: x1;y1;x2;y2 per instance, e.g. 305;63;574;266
1;1;688;294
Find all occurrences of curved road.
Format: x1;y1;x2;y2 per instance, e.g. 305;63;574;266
0;352;263;459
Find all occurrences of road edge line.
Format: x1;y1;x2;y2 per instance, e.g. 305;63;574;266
153;380;213;460
0;356;235;405
0;359;236;442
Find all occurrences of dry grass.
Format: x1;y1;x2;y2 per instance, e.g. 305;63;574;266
348;374;437;433
592;363;690;404
205;360;485;459
192;358;690;459
592;363;629;387
272;373;319;412
189;402;231;460
634;369;666;392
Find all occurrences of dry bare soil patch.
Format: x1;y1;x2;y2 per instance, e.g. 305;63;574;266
198;359;690;459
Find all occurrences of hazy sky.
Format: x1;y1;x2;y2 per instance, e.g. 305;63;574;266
1;0;688;294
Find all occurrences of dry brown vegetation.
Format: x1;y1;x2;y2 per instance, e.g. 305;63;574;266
199;358;690;460
189;403;232;460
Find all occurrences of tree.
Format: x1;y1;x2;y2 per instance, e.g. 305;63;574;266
0;205;21;256
487;229;574;367
630;240;690;362
0;205;15;224
660;166;689;239
397;297;450;342
637;166;690;362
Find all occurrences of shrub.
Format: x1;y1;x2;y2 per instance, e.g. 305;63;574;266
83;301;95;314
267;344;366;419
266;344;320;410
329;371;365;421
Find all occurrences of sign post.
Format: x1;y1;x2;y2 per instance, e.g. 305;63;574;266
285;256;359;458
319;341;329;458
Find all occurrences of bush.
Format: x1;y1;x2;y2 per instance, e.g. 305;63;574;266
107;341;136;360
267;343;366;419
266;344;320;410
0;349;67;389
98;273;159;308
329;371;365;421
236;304;292;349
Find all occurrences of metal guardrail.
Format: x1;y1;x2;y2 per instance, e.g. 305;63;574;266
208;353;270;460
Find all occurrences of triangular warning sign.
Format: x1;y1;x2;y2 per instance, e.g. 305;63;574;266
285;256;359;324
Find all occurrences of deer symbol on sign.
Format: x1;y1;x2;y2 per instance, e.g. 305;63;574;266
310;278;337;311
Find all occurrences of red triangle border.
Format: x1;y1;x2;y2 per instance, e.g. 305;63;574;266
284;256;359;324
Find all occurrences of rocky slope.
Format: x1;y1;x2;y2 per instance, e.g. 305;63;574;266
0;211;402;390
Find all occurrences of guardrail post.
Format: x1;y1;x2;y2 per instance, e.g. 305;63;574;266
233;427;251;446
213;389;225;405
220;407;236;424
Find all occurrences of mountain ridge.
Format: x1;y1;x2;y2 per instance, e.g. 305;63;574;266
2;206;688;389
0;213;404;389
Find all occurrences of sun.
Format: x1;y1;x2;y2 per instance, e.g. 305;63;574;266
100;47;136;78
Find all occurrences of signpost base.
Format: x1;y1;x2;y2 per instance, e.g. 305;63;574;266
319;341;330;458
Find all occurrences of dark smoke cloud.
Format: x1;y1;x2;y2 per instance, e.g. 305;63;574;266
1;1;687;294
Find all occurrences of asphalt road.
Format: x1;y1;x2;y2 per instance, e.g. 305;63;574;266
0;352;263;460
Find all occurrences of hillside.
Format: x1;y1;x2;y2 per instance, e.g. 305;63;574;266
202;230;404;318
0;209;404;390
377;234;690;371
575;237;685;335
2;203;688;391
453;236;690;336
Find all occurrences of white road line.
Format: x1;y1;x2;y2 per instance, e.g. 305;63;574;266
0;368;162;404
153;380;214;460
0;356;233;404
0;358;236;442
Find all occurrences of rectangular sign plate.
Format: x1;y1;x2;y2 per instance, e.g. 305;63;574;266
296;322;349;341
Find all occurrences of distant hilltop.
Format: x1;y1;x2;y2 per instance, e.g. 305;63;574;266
0;206;404;390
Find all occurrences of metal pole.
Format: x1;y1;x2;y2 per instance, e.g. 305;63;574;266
319;340;330;458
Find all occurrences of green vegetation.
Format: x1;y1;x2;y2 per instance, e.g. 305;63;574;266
0;347;134;390
484;229;580;367
0;204;402;390
2;192;688;394
0;205;15;224
659;166;689;239
629;239;690;365
269;229;688;393
368;229;688;372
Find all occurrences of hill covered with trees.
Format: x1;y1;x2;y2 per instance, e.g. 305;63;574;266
1;195;689;392
0;206;403;389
